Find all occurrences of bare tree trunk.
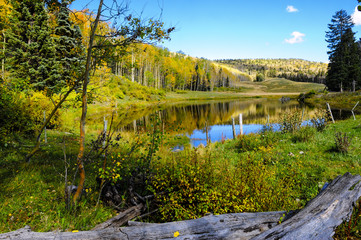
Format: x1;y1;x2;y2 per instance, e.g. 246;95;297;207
2;32;5;81
73;0;104;204
131;51;135;82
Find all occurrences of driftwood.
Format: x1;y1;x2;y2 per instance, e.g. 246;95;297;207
252;172;361;240
92;203;143;230
1;172;361;240
0;211;286;240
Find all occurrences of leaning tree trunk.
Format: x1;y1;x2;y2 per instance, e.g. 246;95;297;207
73;0;104;203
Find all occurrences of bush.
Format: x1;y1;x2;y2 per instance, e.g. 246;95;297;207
255;73;265;82
310;109;329;132
298;90;316;102
28;92;61;129
292;126;316;143
334;132;353;153
280;109;302;134
150;149;297;222
235;130;279;153
0;87;35;138
235;134;262;152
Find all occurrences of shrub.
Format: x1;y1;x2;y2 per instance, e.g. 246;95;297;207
292;126;316;143
310;108;329;132
28;91;61;129
235;134;262;152
298;90;316;102
255;73;265;82
150;149;297;222
334;132;353;153
280;109;302;134
0;87;35;138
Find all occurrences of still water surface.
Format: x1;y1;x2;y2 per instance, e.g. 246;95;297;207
120;98;312;146
105;98;356;147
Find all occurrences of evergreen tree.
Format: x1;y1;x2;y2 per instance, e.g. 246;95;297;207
326;28;361;91
6;0;58;93
54;0;85;89
325;10;360;92
325;10;354;59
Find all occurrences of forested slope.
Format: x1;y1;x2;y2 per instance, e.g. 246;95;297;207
217;59;328;84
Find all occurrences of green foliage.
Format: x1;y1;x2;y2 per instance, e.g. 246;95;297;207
326;11;361;92
326;10;354;58
255;72;265;82
217;59;327;84
28;92;61;129
6;0;59;94
235;133;275;152
0;86;35;138
305;89;316;98
280;109;302;133
334;198;361;239
115;76;165;101
1;113;361;232
292;126;316;143
0;87;60;141
310;108;329;132
150;147;296;222
53;0;85;89
334;132;353;153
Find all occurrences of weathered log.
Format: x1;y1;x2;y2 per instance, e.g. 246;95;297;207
0;211;286;240
1;173;361;240
92;203;143;230
251;172;361;240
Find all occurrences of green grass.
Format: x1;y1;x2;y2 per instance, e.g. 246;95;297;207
236;78;325;94
0;132;115;233
306;91;361;111
1;110;360;234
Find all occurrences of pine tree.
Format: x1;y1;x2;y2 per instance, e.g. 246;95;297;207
6;0;58;93
325;10;354;59
325;10;360;92
326;28;361;91
54;0;85;89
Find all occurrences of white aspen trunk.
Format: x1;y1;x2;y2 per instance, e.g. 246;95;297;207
131;52;135;82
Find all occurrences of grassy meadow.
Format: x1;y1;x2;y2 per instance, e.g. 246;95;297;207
1;105;360;234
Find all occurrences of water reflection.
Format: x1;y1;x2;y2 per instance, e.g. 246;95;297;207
103;98;357;146
120;99;311;139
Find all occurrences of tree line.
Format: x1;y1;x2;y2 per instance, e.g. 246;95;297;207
217;58;328;84
0;0;251;94
109;44;252;91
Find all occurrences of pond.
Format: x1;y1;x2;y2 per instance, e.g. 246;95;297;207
96;98;357;147
115;98;309;146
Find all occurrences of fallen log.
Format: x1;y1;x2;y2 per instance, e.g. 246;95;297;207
1;172;361;240
92;203;143;230
0;211;286;240
251;172;361;240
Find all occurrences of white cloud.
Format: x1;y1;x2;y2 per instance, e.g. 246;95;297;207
352;6;361;25
286;5;298;13
285;31;305;44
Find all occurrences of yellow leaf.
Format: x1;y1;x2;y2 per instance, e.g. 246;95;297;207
72;230;79;233
173;231;180;237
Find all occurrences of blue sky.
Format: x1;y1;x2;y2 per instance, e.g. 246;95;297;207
71;0;361;63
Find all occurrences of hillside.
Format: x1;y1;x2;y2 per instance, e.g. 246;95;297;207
110;44;253;92
217;59;328;84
